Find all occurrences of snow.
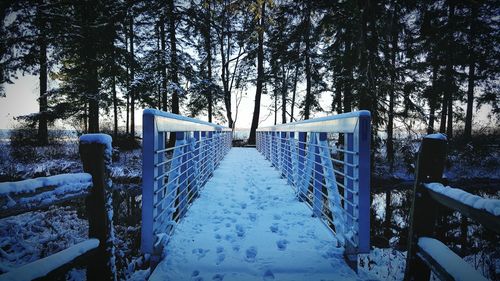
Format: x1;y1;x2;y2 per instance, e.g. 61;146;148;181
425;183;500;216
418;237;488;281
424;133;447;141
0;239;99;281
0;173;92;195
149;148;372;281
79;133;112;155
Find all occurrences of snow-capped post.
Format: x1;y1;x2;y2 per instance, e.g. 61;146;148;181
79;134;117;281
404;133;447;281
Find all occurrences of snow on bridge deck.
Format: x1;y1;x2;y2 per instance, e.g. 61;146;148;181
150;148;368;281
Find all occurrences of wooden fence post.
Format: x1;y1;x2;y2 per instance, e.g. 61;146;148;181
404;134;447;281
79;134;116;281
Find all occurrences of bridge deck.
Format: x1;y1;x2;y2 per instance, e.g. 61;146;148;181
150;148;364;281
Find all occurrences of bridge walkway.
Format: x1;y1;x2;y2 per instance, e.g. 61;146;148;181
149;148;367;281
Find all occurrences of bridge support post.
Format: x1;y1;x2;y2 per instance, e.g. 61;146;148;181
404;135;447;281
80;135;116;281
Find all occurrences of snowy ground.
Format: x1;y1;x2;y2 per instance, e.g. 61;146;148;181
150;148;376;281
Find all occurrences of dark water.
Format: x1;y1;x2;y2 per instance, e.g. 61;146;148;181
371;179;499;252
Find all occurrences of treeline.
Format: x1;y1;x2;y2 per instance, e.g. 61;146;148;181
0;1;498;156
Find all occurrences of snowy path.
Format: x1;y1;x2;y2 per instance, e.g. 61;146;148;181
149;148;365;281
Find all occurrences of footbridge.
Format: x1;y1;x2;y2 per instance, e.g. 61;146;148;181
140;109;371;281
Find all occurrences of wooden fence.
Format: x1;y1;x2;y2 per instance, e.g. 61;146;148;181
0;134;116;281
404;134;499;281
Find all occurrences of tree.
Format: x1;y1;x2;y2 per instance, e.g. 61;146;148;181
248;0;266;145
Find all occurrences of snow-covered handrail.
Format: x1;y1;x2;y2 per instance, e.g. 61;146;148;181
141;109;232;259
256;111;371;265
404;133;497;281
0;173;93;218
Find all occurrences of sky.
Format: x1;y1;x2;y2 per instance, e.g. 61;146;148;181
0;74;324;131
0;73;494;132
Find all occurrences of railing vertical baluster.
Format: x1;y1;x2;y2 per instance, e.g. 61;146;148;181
280;132;286;177
297;132;307;200
178;132;188;218
155;132;165;230
193;131;200;198
286;132;294;185
313;133;323;217
344;133;354;230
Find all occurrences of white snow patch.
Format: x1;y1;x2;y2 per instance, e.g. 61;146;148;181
425;183;500;216
0;173;92;195
424;133;447;141
79;134;112;155
0;239;99;281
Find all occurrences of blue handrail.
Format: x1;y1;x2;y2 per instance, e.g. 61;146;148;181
141;109;232;257
256;111;371;263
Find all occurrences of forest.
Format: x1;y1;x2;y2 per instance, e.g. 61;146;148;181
1;0;498;147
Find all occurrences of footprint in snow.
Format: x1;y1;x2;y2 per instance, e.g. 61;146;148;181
248;213;257;222
273;214;281;220
269;224;279;233
263;270;275;280
276;239;289;251
216;253;225;265
240;203;247;209
235;224;245;237
192;270;200;277
212;274;224;281
192;248;210;260
245;246;257;263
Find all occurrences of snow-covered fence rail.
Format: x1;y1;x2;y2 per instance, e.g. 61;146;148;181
141;109;232;263
256;110;371;268
0;173;93;219
0;134;116;281
404;134;498;281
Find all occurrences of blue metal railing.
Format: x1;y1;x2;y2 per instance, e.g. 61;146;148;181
256;111;371;259
141;109;232;255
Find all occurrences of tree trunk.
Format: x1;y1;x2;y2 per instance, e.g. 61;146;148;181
387;3;398;172
274;88;277;125
129;11;135;136
205;0;213;122
333;79;342;114
248;0;265;145
343;35;352;113
303;2;312;120
464;3;477;140
37;1;48;145
428;63;438;134
83;3;99;133
444;1;455;138
160;16;168;111
112;73;118;138
281;67;287;124
290;59;299;122
168;0;179;115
